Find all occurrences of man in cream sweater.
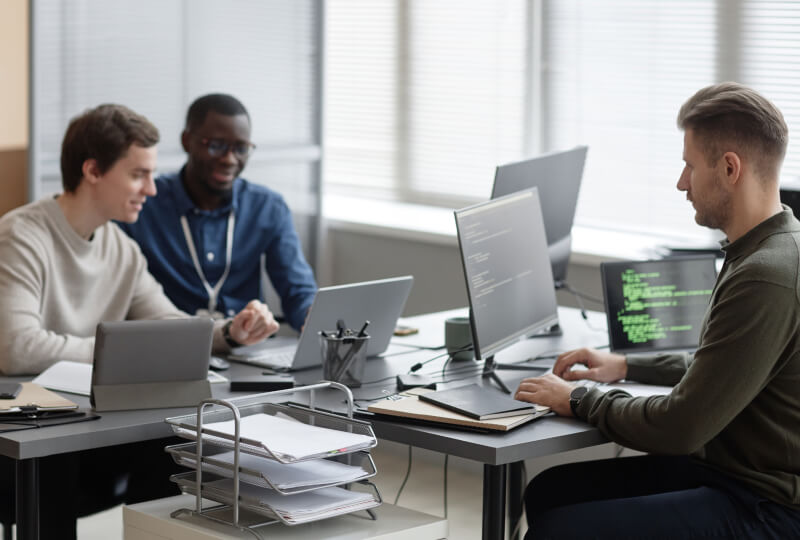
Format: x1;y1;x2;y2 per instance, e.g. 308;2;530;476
0;104;281;538
0;104;280;376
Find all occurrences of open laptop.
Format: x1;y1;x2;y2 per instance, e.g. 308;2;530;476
600;255;717;354
227;276;414;371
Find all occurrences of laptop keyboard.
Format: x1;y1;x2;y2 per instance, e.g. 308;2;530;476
228;349;295;370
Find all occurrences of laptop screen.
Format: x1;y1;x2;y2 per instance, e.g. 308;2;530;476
600;256;717;353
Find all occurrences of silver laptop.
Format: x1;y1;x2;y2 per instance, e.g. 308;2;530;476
228;276;414;371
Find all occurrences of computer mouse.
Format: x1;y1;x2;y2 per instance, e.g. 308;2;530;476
208;356;230;371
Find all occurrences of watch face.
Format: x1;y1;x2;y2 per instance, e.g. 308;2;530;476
571;385;589;400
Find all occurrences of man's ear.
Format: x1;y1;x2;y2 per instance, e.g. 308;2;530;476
721;151;742;186
181;130;191;153
81;159;102;185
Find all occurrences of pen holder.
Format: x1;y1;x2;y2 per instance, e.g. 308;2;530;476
320;332;370;388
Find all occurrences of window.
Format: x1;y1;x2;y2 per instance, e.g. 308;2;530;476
324;0;800;242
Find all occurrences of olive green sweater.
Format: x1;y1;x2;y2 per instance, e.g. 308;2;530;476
576;207;800;508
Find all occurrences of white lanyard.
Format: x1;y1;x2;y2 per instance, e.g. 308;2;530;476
180;211;235;317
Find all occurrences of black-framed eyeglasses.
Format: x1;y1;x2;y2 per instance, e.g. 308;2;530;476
200;138;256;159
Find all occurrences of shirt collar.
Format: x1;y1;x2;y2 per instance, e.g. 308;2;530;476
173;166;241;216
721;205;800;261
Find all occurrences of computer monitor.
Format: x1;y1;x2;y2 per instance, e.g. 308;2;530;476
491;146;588;287
454;189;560;392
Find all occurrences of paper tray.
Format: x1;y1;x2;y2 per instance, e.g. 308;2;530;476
165;401;377;464
165;442;377;495
171;471;381;526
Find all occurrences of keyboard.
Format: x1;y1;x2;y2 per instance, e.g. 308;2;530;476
228;348;295;370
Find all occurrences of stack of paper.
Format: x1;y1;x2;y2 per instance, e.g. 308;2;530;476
177;413;375;462
32;361;92;396
171;449;370;490
174;475;379;525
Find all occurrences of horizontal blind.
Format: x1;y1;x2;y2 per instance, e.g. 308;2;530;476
32;0;319;203
406;1;527;202
323;1;399;198
542;0;719;240
324;0;528;205
739;1;800;184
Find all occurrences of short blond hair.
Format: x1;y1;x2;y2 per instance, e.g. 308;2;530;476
677;82;788;181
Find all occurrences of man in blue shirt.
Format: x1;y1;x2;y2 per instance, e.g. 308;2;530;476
120;94;317;333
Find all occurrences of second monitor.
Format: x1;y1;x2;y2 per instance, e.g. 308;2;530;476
491;145;588;288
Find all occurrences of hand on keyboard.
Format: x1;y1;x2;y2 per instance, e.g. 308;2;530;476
553;347;627;383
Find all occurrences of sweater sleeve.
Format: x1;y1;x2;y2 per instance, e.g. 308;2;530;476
625;351;693;386
0;229;93;375
575;278;794;454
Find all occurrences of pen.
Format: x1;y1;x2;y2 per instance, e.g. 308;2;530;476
336;319;346;338
357;320;370;337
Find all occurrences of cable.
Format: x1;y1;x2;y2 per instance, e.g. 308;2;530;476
563;283;606;333
443;454;449;519
560;281;604;305
409;345;473;373
394;445;413;505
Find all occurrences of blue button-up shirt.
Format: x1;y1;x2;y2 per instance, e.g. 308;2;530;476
119;170;317;331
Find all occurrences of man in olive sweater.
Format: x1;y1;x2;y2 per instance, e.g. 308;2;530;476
515;82;800;538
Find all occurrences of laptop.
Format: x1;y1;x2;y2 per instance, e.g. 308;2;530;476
600;255;717;354
90;318;214;410
227;276;414;371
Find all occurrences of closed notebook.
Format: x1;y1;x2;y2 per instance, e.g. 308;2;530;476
417;383;537;420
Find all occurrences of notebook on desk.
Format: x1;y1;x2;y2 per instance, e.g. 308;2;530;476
417;384;539;420
366;387;549;432
227;276;413;371
600;255;717;354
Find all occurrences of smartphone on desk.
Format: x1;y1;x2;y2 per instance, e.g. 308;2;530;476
0;383;22;399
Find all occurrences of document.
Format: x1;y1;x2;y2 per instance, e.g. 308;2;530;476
190;413;376;462
33;361;92;396
33;360;227;398
174;449;369;490
174;474;379;525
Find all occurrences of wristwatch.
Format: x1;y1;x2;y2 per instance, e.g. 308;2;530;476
569;386;589;417
222;320;240;348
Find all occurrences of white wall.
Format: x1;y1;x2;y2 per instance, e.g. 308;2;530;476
320;226;607;316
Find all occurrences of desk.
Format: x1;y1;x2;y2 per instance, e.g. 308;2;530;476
0;306;607;540
336;306;610;540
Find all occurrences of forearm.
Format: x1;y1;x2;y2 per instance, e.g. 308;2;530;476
625;352;692;386
0;326;93;375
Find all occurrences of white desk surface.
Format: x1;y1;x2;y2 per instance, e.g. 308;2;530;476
123;495;448;540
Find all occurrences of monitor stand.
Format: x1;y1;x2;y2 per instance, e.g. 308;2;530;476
528;322;562;339
482;355;548;394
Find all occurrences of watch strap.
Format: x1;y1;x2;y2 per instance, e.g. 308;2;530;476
222;319;240;348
